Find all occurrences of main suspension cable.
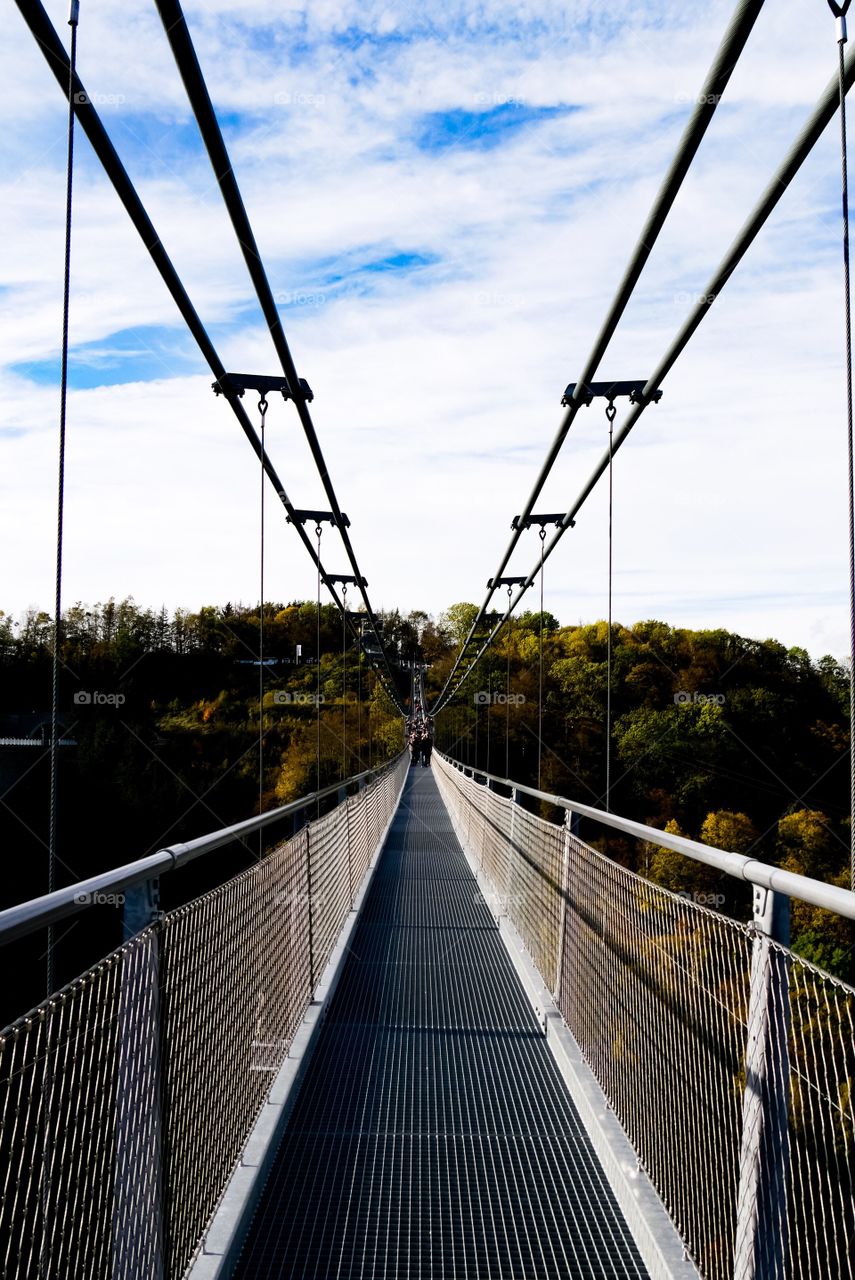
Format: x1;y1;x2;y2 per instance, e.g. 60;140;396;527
18;0;403;717
429;0;767;712
433;43;855;715
153;0;402;709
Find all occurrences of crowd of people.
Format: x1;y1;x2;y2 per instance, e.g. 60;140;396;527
406;695;434;768
408;727;433;767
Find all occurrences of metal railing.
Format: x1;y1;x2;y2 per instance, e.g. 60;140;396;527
433;752;855;1280
0;750;409;1280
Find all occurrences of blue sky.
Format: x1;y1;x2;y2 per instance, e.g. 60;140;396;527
1;0;853;659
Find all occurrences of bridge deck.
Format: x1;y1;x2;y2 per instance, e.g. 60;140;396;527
233;769;649;1278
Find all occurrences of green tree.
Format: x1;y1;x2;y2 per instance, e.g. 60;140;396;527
439;602;478;647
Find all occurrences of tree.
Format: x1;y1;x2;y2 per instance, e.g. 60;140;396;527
439;603;478;647
776;809;841;881
644;819;724;900
776;810;852;977
700;810;757;855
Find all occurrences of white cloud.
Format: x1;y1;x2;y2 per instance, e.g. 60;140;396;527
1;0;852;663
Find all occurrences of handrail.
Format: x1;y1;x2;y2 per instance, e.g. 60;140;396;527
0;753;407;946
439;752;855;922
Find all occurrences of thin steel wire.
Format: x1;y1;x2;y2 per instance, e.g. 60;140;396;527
341;584;347;783
606;402;615;812
835;20;855;894
505;585;512;778
0;755;408;1280
538;528;545;790
258;396;267;858
315;524;322;816
233;769;649;1279
434;752;855;1280
428;0;768;717
1;939;163;1279
48;3;79;998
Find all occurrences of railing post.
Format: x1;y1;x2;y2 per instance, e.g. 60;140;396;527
305;824;315;988
555;810;573;1002
290;805;305;839
344;788;354;907
734;885;790;1280
122;877;160;941
115;880;164;1279
505;787;518;919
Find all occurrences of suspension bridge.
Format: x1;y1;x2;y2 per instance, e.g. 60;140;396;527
3;0;855;1277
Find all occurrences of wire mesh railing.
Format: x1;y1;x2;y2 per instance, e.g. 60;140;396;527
433;751;855;1280
0;751;408;1280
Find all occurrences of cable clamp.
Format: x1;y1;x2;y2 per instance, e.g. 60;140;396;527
212;372;314;402
828;0;851;41
561;379;662;408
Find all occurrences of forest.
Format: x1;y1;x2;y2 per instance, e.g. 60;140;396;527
0;595;851;1010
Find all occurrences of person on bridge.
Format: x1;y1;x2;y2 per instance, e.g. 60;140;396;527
420;734;433;767
409;732;422;766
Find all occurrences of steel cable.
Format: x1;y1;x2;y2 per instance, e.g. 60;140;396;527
434;39;855;714
47;0;79;998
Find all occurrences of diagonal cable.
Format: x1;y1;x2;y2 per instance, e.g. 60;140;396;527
15;0;402;714
430;0;768;711
153;0;403;709
435;38;855;714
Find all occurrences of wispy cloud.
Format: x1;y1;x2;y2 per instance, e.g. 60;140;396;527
0;0;851;658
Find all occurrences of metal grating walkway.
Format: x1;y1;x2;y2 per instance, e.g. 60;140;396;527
232;769;650;1279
